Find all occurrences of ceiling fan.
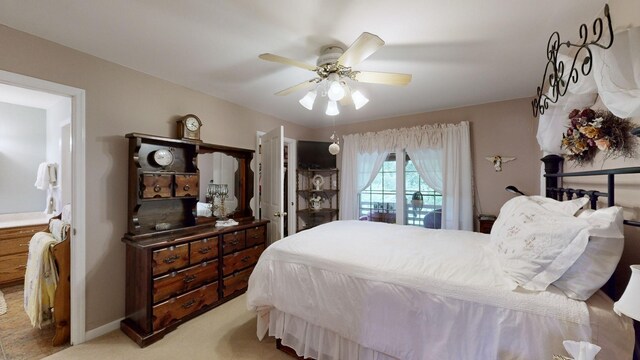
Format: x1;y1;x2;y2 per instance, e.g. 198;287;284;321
259;32;412;114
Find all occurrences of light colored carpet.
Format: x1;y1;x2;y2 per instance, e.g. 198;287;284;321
0;290;6;315
43;294;292;360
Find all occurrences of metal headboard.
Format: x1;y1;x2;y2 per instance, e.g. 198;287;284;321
542;155;640;228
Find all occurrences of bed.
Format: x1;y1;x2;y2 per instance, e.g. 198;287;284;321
247;156;638;359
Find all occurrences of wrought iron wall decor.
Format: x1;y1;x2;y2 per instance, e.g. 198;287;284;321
532;4;614;117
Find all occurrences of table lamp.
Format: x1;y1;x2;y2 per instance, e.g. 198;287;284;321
614;265;640;321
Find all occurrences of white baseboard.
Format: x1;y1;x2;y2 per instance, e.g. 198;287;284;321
84;317;123;342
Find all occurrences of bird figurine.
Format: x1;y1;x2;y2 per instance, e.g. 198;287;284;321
485;155;516;172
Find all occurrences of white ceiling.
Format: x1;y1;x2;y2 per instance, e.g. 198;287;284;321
0;0;607;128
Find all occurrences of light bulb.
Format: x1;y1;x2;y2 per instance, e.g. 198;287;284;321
327;81;346;101
326;100;339;116
298;91;316;110
328;142;340;155
351;90;369;110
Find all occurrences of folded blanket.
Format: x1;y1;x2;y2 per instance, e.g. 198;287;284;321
24;232;60;328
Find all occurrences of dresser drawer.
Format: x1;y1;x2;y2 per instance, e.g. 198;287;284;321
0;235;32;257
152;282;218;331
175;174;199;197
152;244;189;276
221;231;246;255
245;225;266;247
140;174;173;199
153;260;218;304
0;252;28;285
222;245;264;276
222;267;253;297
0;224;44;242
189;237;218;264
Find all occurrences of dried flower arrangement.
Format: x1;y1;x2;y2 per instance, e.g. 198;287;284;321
561;108;637;165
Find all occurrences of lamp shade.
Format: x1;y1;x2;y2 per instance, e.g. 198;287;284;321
299;91;317;110
351;90;369;110
327;81;346;101
614;265;640;321
326;100;339;116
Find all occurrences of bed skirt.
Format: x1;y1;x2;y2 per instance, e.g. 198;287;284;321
264;308;397;360
258;290;633;360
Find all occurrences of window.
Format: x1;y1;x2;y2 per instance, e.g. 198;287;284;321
359;152;442;227
404;159;442;227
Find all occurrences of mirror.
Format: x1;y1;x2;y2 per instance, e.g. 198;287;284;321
198;152;239;217
197;142;255;222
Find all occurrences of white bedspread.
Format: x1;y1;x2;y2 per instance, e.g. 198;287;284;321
247;221;633;360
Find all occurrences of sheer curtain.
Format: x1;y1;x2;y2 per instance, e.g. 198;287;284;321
340;121;473;231
340;134;388;220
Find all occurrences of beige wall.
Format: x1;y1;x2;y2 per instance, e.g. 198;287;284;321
0;25;315;331
312;98;541;223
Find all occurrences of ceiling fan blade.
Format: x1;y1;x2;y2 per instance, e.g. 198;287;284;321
259;53;317;71
337;32;385;68
354;71;412;86
274;78;319;96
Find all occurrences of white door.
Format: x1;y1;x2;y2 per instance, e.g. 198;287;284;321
260;126;285;244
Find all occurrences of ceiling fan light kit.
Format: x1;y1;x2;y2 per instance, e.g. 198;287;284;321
299;90;317;110
259;32;411;117
326;100;339;116
351;90;369;110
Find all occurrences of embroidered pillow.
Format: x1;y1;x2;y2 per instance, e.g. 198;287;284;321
490;196;590;291
552;206;625;300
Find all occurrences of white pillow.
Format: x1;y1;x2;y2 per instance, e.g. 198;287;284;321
552;206;625;300
490;196;590;291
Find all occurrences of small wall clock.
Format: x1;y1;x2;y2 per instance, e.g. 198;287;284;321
153;148;174;167
177;114;202;141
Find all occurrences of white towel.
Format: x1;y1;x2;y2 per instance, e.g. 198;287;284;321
48;219;70;242
34;163;48;190
62;204;72;224
44;187;61;214
24;232;60;328
47;164;57;186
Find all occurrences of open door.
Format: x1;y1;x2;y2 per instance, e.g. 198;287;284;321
260;126;285;244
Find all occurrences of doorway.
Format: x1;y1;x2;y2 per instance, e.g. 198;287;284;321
256;129;297;242
0;70;86;346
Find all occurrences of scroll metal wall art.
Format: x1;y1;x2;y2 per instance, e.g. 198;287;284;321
532;4;614;117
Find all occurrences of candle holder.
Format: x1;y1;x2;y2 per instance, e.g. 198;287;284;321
207;181;229;220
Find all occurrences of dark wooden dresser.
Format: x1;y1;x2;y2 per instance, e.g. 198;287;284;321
121;133;266;346
120;220;267;347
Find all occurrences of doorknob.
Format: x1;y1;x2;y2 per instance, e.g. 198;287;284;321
274;211;288;217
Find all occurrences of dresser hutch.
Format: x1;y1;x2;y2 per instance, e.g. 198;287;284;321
121;133;267;347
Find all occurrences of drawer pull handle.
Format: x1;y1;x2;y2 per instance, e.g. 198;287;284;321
183;275;197;283
16;265;27;270
229;240;239;246
163;254;180;264
183;185;190;191
19;243;29;247
240;256;251;263
198;247;211;254
154;185;162;193
182;299;197;309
